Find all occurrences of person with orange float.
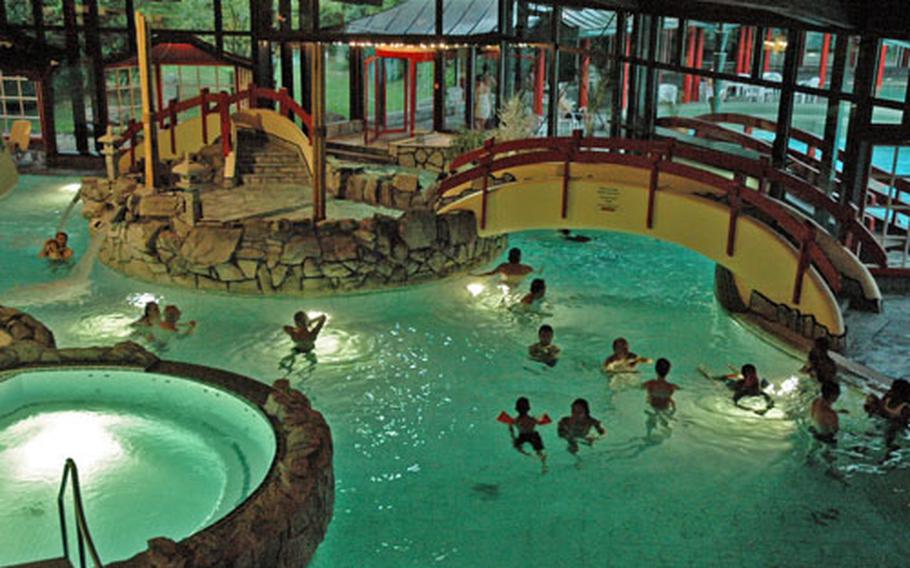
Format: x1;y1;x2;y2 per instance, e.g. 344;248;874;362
498;397;551;474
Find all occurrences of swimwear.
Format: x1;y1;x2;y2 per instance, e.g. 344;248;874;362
809;427;837;446
514;431;544;452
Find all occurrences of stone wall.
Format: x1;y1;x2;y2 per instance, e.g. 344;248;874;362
326;161;430;211
390;142;449;172
80;177;506;296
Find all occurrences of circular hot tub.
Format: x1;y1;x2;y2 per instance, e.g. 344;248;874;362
0;367;277;566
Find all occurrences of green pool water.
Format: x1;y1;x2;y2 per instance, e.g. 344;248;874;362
0;368;275;566
1;176;909;567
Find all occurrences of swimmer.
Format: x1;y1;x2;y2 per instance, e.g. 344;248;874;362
132;301;161;328
801;337;838;383
700;363;774;415
865;379;910;420
283;311;328;353
810;381;841;445
498;397;549;473
643;358;679;411
602;337;652;373
159;305;196;335
519;278;546;307
559;229;592;243
475;247;534;286
557;398;606;458
39;232;73;261
528;324;561;367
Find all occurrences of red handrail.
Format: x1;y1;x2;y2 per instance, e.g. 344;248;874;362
114;83;313;166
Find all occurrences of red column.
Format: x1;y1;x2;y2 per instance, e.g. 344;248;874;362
683;26;697;103
534;48;545;116
763;29;773;74
819;33;831;87
735;28;745;74
693;29;705;102
579;39;591;109
410;60;418;135
877;43;889;94
746;28;755;72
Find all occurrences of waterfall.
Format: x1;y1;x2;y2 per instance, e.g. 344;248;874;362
56;188;83;233
2;222;106;307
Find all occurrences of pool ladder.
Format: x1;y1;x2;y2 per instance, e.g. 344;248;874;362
57;458;103;567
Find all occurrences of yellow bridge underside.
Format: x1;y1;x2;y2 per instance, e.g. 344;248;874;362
439;161;845;335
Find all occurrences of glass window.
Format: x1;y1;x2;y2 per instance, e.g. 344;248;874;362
0;73;41;136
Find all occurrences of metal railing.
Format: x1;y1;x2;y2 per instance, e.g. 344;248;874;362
57;458;103;568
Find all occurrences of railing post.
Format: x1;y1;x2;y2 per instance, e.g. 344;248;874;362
129;120;137;169
646;153;660;229
219;91;232;158
792;221;815;305
168;98;178;154
726;181;742;256
480;137;495;230
561;129;582;219
758;156;770;194
279;87;290;118
200;88;210;145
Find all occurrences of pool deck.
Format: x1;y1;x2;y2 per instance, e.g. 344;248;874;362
844;294;910;382
199;185;403;223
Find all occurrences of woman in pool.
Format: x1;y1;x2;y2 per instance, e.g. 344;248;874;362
519;278;546;308
802;337;838;383
283;311;328;353
475;247;534;287
38;232;73;262
132;301;161;328
602;337;652;373
499;397;549;474
558;398;606;458
643;358;679;411
528;324;561;367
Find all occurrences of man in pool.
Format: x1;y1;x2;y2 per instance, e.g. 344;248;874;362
558;398;606;457
283;311;328;353
475;247;534;286
643;358;678;411
810;381;841;445
528;324;561;367
39;231;73;261
159;305;196;335
699;363;774;414
499;397;549;474
603;337;652;373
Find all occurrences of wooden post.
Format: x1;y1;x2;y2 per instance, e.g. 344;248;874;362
62;0;89;154
534;48;545;116
85;0;108;152
136;11;158;190
465;47;476;128
168;98;177;154
37;77;57;157
200;88;209;144
409;59;417;135
433;51;446;132
311;42;327;222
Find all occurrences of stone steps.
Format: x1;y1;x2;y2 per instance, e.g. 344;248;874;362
241;173;309;185
236;129;309;187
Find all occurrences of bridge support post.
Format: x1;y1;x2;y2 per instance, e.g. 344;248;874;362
311;42;327;223
726;181;742;256
646;154;660;229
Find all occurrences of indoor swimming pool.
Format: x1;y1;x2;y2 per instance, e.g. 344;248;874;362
2;177;909;567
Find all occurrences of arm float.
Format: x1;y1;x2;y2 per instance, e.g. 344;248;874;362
537;413;552;425
497;411;515;425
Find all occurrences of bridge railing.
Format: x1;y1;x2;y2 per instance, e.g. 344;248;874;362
438;133;892;305
670;112;910;226
115;84;312;171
